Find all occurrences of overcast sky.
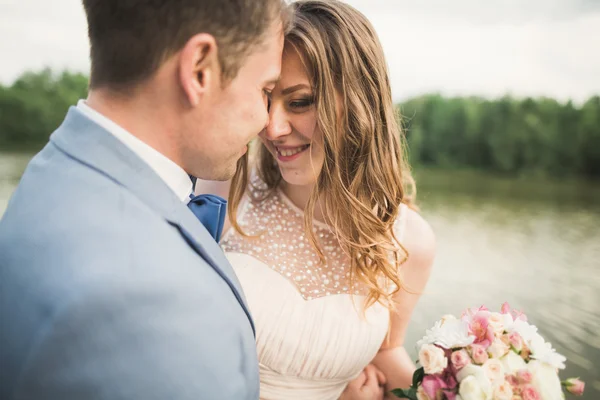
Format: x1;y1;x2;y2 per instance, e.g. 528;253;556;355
1;0;599;103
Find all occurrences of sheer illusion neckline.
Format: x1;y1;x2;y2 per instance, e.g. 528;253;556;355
276;187;331;231
221;176;407;301
221;182;365;300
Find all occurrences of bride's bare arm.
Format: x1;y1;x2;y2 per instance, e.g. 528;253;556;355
372;208;436;394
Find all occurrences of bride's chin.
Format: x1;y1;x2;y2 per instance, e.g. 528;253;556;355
280;170;316;187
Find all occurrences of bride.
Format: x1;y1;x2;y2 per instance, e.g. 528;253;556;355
198;1;435;398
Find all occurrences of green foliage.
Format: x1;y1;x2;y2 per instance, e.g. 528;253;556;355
399;94;600;179
390;387;417;399
1;69;598;178
0;68;88;150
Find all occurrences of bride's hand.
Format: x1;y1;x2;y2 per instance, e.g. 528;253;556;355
339;364;387;400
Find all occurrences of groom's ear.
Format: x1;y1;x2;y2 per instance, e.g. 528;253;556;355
179;33;220;107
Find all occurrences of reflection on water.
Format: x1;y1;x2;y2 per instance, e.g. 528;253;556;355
410;170;600;398
1;154;599;396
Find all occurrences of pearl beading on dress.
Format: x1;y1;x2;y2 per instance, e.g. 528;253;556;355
221;179;368;301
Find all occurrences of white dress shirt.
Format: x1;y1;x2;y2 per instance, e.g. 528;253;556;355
77;100;192;203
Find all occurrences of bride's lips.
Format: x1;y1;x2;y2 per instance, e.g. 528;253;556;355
275;144;310;162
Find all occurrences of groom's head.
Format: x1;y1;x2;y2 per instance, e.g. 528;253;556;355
82;0;288;180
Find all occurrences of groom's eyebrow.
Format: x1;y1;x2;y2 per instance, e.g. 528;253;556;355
282;84;310;95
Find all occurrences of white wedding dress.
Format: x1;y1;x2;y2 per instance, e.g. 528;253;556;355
221;178;407;400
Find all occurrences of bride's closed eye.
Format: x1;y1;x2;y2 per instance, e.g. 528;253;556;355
289;96;314;111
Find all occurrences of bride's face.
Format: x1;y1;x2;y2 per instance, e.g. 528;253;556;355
259;44;325;187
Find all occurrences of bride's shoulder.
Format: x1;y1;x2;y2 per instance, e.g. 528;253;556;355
394;204;436;273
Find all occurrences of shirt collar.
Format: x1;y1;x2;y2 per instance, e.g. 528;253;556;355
77;100;192;202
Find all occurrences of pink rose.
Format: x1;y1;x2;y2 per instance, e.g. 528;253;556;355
564;378;585;396
517;368;533;384
521;385;541;400
470;344;489;365
501;302;511;314
421;375;447;400
508;332;523;352
451;350;471;371
468;313;495;348
442;390;457;400
505;374;519;387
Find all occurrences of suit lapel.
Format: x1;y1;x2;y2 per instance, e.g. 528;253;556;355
51;107;254;334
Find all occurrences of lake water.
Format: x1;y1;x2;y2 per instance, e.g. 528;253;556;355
1;152;599;397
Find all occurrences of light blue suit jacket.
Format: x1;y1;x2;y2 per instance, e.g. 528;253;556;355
0;108;259;399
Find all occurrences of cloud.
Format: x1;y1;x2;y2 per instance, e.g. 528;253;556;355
1;0;598;103
345;0;600;103
346;0;600;25
0;0;89;83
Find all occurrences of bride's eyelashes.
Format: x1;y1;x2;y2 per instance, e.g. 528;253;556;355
289;96;314;111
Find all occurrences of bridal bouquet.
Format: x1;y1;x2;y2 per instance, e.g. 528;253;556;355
392;303;585;400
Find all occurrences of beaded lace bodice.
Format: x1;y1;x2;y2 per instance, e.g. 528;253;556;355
221;184;370;300
220;177;407;400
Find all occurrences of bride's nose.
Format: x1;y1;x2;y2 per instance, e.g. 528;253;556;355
265;103;292;140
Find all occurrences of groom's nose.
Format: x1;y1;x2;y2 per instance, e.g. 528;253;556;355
265;104;292;139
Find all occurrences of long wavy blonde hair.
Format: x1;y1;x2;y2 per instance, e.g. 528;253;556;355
229;0;416;309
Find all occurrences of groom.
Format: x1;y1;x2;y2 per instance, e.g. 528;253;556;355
0;1;286;399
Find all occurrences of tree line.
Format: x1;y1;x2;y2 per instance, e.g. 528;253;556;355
0;69;88;150
400;94;600;178
1;69;599;178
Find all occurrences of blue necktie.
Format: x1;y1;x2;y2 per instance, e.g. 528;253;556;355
187;193;227;242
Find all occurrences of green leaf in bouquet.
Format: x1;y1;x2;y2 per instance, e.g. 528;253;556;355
390;388;409;398
412;367;425;388
407;388;417;398
390;388;418;400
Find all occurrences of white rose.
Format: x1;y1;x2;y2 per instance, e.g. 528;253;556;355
488;313;505;335
499;351;526;374
482;359;505;385
419;344;448;374
528;360;564;400
487;340;509;359
492;380;513;400
457;364;492;398
459;376;491;400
